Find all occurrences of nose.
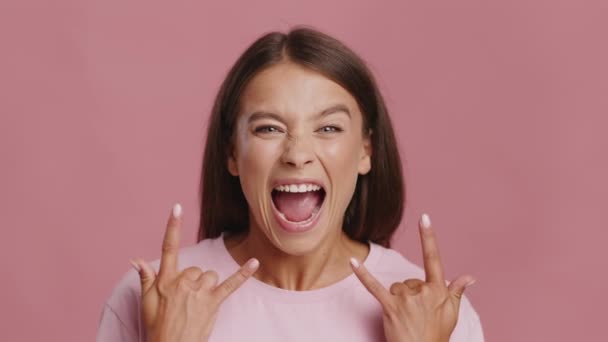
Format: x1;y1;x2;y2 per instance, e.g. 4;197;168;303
280;135;314;168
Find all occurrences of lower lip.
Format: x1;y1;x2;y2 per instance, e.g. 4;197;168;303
270;196;324;234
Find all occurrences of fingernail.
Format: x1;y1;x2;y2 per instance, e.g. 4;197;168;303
350;257;360;268
421;213;431;229
247;258;260;270
129;259;141;272
173;203;182;218
466;279;477;287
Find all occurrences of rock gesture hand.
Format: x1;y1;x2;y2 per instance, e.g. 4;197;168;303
351;214;475;342
129;204;260;342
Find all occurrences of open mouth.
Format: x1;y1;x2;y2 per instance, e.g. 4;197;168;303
270;183;326;232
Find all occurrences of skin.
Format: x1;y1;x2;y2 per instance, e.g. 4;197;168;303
350;214;476;342
130;205;260;342
225;61;372;290
130;61;475;342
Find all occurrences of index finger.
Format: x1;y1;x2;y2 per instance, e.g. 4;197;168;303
158;203;182;279
419;213;445;284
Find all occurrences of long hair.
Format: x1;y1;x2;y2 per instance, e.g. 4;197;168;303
198;26;405;247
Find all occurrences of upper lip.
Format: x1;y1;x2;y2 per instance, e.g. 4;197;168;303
271;178;326;190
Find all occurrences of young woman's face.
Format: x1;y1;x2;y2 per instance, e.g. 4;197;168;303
228;61;371;255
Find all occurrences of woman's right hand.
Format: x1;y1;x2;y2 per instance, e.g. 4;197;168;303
129;204;260;342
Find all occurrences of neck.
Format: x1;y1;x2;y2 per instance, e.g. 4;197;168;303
224;227;368;291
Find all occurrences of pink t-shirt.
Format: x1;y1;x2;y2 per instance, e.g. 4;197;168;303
96;234;484;342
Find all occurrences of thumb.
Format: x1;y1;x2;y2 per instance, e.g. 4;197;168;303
350;257;392;309
214;258;259;303
130;258;156;294
448;275;476;300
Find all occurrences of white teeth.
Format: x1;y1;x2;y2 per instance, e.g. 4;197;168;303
273;183;322;193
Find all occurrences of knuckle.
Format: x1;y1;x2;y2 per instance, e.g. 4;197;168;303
203;270;219;282
177;278;195;291
218;283;234;298
140;270;155;283
424;250;439;260
177;278;188;288
197;271;219;290
384;302;400;319
403;278;421;286
419;283;430;294
223;272;245;294
156;280;171;296
194;290;212;302
422;228;435;238
183;265;202;272
389;283;403;295
361;273;378;289
181;266;203;280
222;278;239;294
177;283;192;293
235;269;248;282
401;293;415;304
368;281;382;294
161;242;177;254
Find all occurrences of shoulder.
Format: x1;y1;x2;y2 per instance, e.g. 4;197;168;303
368;244;484;341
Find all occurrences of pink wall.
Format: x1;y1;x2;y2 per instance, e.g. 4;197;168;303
2;0;606;340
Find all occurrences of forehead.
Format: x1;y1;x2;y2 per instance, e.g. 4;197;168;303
239;62;360;116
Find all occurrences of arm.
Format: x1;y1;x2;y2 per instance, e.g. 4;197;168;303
96;303;139;342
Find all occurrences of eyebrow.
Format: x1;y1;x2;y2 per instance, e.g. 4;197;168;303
247;104;351;124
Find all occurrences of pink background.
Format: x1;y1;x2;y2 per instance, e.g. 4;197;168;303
2;0;606;340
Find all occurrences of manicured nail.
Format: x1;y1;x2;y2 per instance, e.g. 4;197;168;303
129;259;141;272
247;258;260;270
421;213;431;229
466;279;477;287
173;203;182;218
350;257;360;268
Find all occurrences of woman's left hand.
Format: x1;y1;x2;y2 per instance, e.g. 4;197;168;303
350;213;476;342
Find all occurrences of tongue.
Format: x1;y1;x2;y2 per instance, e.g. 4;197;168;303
273;191;322;222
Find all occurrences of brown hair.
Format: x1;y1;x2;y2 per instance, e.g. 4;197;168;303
197;26;405;247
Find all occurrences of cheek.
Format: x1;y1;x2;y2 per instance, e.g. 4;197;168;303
317;137;364;208
318;136;363;170
238;135;277;169
236;138;280;191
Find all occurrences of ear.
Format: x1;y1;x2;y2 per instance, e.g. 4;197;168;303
228;156;239;176
358;129;372;175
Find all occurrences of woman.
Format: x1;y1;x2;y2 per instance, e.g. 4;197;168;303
97;27;484;342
